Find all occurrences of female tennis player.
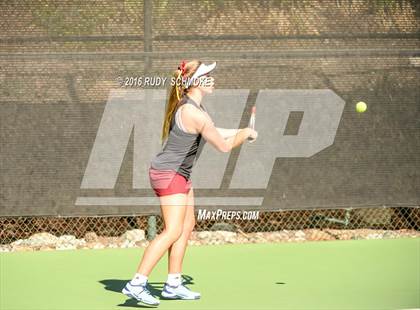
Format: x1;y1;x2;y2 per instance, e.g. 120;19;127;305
122;60;258;305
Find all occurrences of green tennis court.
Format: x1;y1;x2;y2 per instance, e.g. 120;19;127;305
1;237;419;310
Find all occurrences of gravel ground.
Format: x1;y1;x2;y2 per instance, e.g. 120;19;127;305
0;228;419;252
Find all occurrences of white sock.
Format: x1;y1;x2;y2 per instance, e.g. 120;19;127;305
130;273;148;285
166;273;182;286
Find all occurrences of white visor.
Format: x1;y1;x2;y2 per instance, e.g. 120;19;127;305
186;62;216;87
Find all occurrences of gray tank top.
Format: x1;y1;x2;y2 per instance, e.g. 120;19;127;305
150;95;208;180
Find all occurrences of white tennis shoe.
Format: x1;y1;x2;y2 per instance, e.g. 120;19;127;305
122;281;160;306
161;282;201;300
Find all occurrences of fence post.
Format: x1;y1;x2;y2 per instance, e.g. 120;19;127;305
144;0;156;241
144;0;153;71
147;215;157;240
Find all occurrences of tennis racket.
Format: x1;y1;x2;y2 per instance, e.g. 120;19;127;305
247;105;256;143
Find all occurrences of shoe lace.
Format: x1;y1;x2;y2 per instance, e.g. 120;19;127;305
132;283;153;298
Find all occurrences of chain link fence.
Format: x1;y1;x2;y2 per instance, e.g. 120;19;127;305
1;1;419;247
1;207;419;245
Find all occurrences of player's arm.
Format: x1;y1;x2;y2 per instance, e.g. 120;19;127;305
215;128;240;139
184;105;251;153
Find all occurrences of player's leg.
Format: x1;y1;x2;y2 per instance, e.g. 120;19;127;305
167;186;196;274
162;187;201;300
137;192;188;275
122;192;188;305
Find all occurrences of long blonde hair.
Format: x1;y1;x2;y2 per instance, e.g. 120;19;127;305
161;59;201;145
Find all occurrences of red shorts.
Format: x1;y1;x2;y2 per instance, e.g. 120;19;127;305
149;167;192;197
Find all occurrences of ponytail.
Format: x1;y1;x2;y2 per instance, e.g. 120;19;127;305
160;60;201;145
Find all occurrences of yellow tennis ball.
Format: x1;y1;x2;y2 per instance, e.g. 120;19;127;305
356;101;367;113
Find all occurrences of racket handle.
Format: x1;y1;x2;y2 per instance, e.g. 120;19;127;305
248;107;256;128
247;106;256;142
